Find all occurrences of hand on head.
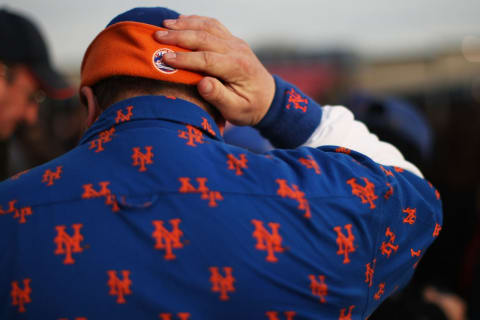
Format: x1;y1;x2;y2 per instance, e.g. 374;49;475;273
155;15;275;127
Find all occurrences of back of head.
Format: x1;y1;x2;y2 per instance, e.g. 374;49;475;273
81;7;205;110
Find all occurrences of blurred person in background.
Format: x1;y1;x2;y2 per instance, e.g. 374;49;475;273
0;8;74;180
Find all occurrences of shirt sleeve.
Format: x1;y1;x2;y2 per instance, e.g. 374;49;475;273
253;75;442;317
255;75;422;177
302;105;423;178
254;75;322;149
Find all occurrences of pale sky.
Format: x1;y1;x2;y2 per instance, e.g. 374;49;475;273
2;0;480;72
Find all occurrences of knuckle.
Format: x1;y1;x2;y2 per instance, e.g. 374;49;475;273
236;38;249;48
198;30;210;43
201;52;216;69
176;30;199;49
209;17;221;27
170;30;186;44
235;56;253;73
230;38;251;53
238;39;252;52
203;17;222;33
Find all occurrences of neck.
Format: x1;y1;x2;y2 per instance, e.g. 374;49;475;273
112;90;226;132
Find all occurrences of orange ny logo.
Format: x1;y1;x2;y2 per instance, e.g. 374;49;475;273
309;275;328;303
159;313;191;320
227;154;248;176
0;200;16;215
394;166;404;173
132;146;154;172
107;270;132;304
334;224;356;264
202;117;216;136
384;183;394;200
347;177;378;209
209;266;235;301
82;181;119;212
10;169;29;180
251;219;284;262
411;248;421;257
276;179;311;218
380;227;399;258
11;278;31;313
335;147;351;155
380;165;394;177
178;124;205;147
374;283;385;300
402;207;416;224
0;200;33;224
115;105;133;124
14;206;32;224
89;127;115;152
299;156;321;174
285;88;308;112
178;177;223;207
433;223;442;237
266;311;296;320
339;305;355;320
54;224;84;264
42;166;62;186
365;258;376;287
152;219;184;260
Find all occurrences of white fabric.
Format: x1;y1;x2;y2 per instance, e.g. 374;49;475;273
302;106;423;178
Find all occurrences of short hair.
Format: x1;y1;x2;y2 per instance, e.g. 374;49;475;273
90;76;203;110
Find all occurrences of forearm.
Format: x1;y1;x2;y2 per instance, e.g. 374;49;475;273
303;105;423;177
256;75;422;177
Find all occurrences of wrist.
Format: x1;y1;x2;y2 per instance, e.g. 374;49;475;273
254;75;322;149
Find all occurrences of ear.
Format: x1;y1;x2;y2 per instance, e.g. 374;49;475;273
80;86;101;128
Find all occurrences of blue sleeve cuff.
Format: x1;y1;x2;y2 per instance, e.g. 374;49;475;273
254;75;322;149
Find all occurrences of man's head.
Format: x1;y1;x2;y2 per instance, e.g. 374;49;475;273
80;7;218;128
0;8;74;140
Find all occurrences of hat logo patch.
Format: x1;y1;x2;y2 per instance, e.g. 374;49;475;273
152;48;177;74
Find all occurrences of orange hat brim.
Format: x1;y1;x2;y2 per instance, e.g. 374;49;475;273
81;21;203;88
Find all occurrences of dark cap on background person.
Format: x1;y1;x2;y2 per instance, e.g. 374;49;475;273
0;7;74;99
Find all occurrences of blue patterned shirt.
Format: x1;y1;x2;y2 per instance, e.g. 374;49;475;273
0;77;442;320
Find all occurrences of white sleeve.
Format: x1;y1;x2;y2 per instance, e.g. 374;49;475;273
302;105;423;178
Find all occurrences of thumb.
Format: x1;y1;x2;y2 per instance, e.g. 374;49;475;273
197;77;242;119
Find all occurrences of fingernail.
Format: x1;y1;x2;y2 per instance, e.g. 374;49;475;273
156;30;168;37
164;52;176;60
164;19;176;27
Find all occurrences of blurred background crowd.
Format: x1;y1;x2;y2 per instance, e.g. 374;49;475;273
1;0;480;319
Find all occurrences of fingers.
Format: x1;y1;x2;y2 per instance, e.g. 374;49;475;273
163;15;232;39
162;51;239;80
155;29;230;53
157;14;276;127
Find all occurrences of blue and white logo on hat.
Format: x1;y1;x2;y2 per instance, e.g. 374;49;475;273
152;48;177;74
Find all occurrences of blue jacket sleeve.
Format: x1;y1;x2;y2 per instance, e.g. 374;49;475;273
255;75;322;149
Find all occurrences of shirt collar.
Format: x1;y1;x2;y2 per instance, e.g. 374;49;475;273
79;95;223;145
